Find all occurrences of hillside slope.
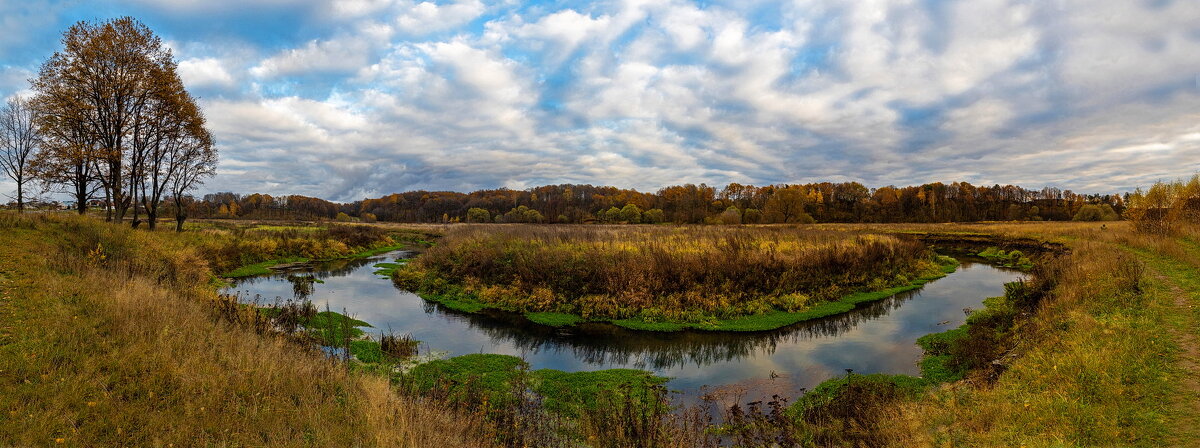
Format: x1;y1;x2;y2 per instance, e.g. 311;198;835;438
0;213;489;447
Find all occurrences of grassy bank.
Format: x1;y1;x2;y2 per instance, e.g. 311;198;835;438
724;221;1196;447
0;213;489;446
394;225;952;332
166;220;438;278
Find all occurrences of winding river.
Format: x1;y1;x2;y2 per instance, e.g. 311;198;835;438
225;251;1023;403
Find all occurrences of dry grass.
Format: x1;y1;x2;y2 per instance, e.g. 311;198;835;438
0;213;490;447
830;220;1193;447
404;224;938;322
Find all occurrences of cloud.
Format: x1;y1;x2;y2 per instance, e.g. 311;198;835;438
251;36;374;78
3;0;1200;203
178;57;235;88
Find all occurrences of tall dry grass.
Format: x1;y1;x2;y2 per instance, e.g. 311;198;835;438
846;220;1187;447
409;225;935;320
0;213;490;446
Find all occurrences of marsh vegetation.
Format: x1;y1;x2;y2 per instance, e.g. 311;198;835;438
394;225;954;331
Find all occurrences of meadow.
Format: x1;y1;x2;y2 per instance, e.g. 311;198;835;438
3;211;1198;447
394;225;955;331
0;213;489;446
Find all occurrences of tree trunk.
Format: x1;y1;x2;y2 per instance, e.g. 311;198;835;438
130;187;141;228
147;207;157;231
175;212;186;232
16;182;22;213
103;187;112;221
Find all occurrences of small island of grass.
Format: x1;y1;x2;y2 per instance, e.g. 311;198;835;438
392;226;959;332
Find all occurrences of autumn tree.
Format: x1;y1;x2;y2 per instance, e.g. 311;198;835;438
0;97;41;212
763;187;811;223
720;206;741;225
466;207;491;223
32;17;185;224
166;114;216;231
29;99;97;214
642;208;665;224
140;73;214;230
1072;204;1118;221
619;203;642;224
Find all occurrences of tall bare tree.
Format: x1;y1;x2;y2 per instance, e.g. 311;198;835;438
168;123;216;232
0;96;41;212
141;71;215;230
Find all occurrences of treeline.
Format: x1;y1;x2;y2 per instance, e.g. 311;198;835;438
0;18;217;231
1125;174;1200;234
192;181;1126;224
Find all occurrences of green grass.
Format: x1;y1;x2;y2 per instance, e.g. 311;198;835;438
977;246;1034;270
404;354;667;417
524;312;585;327
303;311;372;346
252;225;325;232
372;262;406;277
532;368;667;417
915;325;970;383
350;339;385;363
222;256;310;278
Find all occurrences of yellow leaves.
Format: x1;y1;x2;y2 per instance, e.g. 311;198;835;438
86;242;106;265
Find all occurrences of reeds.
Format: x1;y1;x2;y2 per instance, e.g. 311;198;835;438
409;225;935;320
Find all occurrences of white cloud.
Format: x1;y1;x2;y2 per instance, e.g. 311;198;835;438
394;0;487;35
178;58;235;88
251;36;373;78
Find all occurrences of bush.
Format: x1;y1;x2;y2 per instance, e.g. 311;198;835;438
1073;204;1118;221
642;209;666;224
466;207;491;223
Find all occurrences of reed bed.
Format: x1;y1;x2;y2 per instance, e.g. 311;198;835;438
400;225;942;325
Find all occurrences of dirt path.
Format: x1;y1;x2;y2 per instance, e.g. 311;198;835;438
1144;258;1200;446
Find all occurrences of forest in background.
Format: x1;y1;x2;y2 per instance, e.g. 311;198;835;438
188;181;1125;224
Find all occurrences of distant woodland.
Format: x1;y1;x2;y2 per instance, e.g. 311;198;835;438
188;181;1126;224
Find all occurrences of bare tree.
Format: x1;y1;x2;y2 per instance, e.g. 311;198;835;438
0;97;41;212
143;74;213;230
168;120;216;232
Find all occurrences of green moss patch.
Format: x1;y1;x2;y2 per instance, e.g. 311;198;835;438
977;247;1034;270
525;312;584;327
222;256;310;278
372;262;405;277
404;354;666;417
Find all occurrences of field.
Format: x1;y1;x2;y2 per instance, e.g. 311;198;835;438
2;213;1198;447
393;225;954;331
0;213;488;446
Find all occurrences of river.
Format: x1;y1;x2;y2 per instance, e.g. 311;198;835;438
225;251;1023;404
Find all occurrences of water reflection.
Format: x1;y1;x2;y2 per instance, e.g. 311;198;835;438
427;287;922;370
225;253;1023;400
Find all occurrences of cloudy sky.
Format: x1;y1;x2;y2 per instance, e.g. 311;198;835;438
2;0;1199;202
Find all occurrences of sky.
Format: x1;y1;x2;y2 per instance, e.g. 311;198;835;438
1;0;1199;202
